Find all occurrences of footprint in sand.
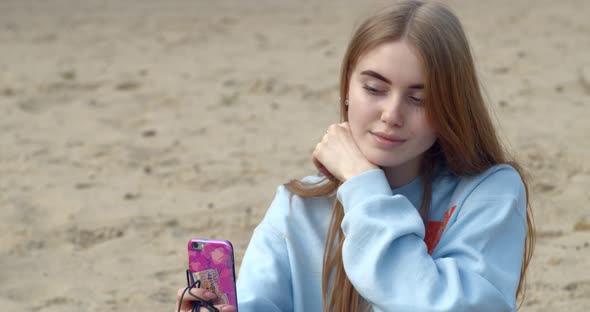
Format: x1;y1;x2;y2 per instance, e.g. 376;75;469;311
254;33;268;49
533;181;557;193
573;215;590;232
491;66;510;75
32;297;75;311
67;226;125;249
1;87;17;96
115;81;141;91
60;70;76;81
17;98;44;113
31;33;58;43
142;129;157;137
220;92;239;107
563;280;590;299
536;229;563;239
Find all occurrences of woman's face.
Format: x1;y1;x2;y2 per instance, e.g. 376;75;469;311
347;40;437;187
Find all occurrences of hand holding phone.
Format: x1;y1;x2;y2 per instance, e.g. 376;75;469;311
187;239;238;309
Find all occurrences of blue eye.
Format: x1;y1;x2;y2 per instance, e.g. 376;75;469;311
363;85;383;95
408;96;424;104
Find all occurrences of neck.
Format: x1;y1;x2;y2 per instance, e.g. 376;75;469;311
383;157;422;188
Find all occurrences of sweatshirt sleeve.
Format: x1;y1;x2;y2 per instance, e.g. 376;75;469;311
236;186;293;312
337;168;526;312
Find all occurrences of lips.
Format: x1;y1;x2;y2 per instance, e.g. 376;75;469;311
372;131;405;142
370;131;406;148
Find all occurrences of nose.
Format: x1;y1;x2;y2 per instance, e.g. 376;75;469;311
380;94;404;127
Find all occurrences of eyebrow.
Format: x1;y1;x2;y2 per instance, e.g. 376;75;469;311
360;70;424;89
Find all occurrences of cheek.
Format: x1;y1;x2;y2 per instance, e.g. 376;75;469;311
347;94;376;126
409;109;436;136
347;104;370;135
347;107;366;146
416;123;438;146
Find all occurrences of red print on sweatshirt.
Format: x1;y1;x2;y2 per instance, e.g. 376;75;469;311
424;205;456;255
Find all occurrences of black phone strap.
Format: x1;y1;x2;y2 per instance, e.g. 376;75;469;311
177;269;220;312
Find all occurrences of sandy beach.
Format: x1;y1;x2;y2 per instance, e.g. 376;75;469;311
1;0;589;311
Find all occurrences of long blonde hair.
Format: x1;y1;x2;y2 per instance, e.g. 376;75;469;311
285;1;535;310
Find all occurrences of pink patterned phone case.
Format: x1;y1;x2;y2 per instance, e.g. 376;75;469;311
187;239;237;307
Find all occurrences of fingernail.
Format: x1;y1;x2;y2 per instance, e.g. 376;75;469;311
221;306;236;312
204;291;216;299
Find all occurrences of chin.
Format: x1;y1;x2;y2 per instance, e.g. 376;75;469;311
364;150;408;168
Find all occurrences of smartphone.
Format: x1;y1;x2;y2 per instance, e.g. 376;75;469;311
187;239;237;308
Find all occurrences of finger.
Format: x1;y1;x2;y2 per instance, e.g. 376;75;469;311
321;129;330;142
176;287;217;311
336;122;351;133
327;123;340;134
312;154;335;180
176;287;190;311
313;143;335;180
213;304;237;312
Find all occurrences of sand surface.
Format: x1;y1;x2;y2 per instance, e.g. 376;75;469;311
1;0;589;311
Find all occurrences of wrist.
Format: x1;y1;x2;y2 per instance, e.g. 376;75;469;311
343;163;379;181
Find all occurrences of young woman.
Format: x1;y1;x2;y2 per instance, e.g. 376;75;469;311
176;1;534;311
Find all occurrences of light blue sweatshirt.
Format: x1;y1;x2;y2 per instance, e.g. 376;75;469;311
236;164;527;311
